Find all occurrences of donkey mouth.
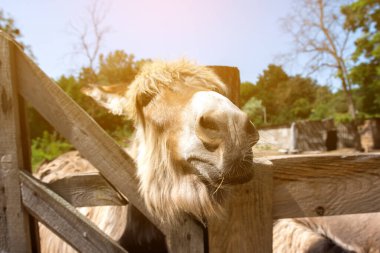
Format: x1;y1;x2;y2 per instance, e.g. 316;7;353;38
187;157;254;186
222;170;253;185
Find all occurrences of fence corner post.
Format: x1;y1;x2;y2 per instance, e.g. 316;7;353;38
208;159;273;253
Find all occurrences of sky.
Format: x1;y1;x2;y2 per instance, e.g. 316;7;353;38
2;0;312;84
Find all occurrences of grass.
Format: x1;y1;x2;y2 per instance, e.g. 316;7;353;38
31;131;73;172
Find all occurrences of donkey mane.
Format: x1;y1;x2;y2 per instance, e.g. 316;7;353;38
84;60;227;120
83;60;231;224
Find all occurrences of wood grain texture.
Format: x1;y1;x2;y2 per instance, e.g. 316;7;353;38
166;218;205;253
207;66;275;253
208;66;240;107
0;33;32;253
47;173;128;207
208;161;273;253
272;153;380;219
20;171;128;253
10;36;204;252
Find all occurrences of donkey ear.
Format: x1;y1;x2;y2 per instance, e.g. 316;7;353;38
81;84;129;116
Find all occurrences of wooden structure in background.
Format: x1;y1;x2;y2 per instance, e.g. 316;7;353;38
1;32;380;252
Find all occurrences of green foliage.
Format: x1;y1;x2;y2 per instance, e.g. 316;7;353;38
97;51;150;84
28;108;54;139
54;50;150;137
241;65;323;126
28;50;147;169
242;97;265;126
0;9;33;57
309;86;335;120
254;65;289;123
239;63;364;127
342;0;380;115
240;82;257;106
31;131;73;171
256;65;289;100
310;88;351;122
57;75;127;133
276;76;318;122
333;113;354;124
0;10;20;38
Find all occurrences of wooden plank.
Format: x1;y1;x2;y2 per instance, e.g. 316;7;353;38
20;171;128;253
208;161;273;253
272;153;380;219
208;66;240;106
18;80;41;253
166;218;205;253
17;57;41;253
0;33;32;253
208;66;275;253
47;173;128;207
7;35;204;252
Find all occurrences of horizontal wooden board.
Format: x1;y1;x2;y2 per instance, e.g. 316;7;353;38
271;153;380;219
46;173;128;207
42;153;380;226
20;171;128;253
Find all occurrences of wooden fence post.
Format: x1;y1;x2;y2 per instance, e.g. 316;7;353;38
208;66;274;253
208;161;273;253
0;33;33;253
208;66;241;107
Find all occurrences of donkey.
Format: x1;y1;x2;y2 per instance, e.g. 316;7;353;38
36;59;259;253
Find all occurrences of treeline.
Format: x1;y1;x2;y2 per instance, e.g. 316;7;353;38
241;0;380;128
240;64;355;127
1;0;379;166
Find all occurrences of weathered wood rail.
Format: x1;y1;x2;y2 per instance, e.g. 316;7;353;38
1;31;380;252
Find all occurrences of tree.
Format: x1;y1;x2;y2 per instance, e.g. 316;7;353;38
0;9;33;57
240;82;257;106
245;64;322;126
97;51;150;84
310;86;334;120
342;0;380;116
70;0;110;71
283;0;362;150
242;97;265;126
255;64;289;123
276;75;319;122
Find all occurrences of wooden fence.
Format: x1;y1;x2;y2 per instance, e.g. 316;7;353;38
1;32;380;253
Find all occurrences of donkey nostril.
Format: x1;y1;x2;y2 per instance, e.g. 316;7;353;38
199;115;219;132
196;113;222;152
